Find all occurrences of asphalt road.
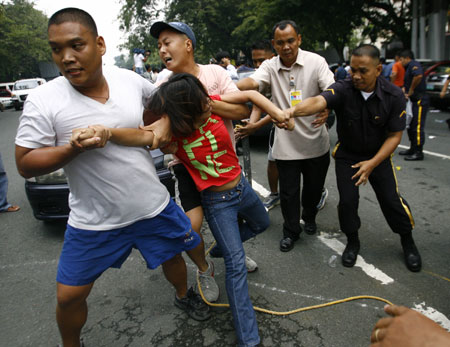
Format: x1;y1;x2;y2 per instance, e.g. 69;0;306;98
1;106;449;347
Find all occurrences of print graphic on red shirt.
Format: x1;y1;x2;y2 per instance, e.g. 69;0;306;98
175;95;241;191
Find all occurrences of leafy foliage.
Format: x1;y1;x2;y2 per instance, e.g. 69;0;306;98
0;0;51;81
117;0;413;65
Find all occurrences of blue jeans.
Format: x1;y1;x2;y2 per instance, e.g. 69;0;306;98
0;153;11;212
201;175;269;347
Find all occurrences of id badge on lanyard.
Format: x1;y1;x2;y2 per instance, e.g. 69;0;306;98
289;74;302;107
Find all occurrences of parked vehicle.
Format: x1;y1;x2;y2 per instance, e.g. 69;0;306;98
425;61;450;109
0;88;13;109
11;78;46;110
0;82;14;92
25;149;174;221
424;60;450;77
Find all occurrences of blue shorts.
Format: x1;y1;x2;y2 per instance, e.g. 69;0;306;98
57;199;198;286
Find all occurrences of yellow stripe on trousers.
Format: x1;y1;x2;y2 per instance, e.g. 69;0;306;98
390;155;415;229
416;99;422;146
332;142;340;158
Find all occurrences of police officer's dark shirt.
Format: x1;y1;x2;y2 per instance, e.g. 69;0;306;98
403;60;426;100
320;77;406;156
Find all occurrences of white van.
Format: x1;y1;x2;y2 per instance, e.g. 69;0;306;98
11;78;46;110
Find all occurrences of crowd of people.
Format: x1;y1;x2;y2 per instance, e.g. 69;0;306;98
10;6;449;347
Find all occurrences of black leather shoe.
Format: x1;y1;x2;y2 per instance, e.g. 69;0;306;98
280;236;297;252
342;242;360;267
402;244;422;272
399;148;414;156
404;151;424;161
304;222;317;235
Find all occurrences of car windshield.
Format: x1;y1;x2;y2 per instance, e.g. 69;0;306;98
433;64;450;75
14;80;39;90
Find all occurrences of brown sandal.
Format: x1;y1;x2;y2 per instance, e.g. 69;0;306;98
5;205;20;212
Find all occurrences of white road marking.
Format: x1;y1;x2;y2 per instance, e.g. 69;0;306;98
398;144;450;160
251;179;271;198
317;233;394;285
0;259;57;269
413;302;450;331
251;176;396;285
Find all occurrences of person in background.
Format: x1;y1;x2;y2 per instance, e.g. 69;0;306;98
133;48;150;75
236;56;254;74
216;51;239;81
142;64;153;81
390;52;405;88
235;40;281;210
335;62;347;81
382;57;394;80
398;49;429;161
0;152;20;213
237;20;334;252
151;66;160;82
440;75;450;131
370;305;450;346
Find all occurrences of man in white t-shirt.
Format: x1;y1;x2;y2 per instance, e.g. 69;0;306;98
133;49;150;75
237;20;335;253
215;50;239;81
15;9;210;347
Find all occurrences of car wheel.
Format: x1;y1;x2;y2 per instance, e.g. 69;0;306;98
15;105;20;111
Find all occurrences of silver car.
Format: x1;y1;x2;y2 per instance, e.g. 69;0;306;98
426;62;450;109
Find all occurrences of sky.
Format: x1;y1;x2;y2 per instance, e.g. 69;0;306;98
34;0;125;66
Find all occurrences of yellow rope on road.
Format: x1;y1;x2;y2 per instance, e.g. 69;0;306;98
198;241;394;315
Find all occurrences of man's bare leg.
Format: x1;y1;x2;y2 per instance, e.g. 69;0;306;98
56;282;94;347
184;206;209;272
162;253;188;298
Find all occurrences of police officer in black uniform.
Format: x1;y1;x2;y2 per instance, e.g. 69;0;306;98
398;50;429;161
282;44;421;272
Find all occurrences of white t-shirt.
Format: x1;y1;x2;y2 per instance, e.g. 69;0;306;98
134;53;145;69
251;49;335;160
15;67;170;230
226;64;239;81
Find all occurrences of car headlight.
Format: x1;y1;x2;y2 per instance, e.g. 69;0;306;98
26;168;68;184
11;94;18;101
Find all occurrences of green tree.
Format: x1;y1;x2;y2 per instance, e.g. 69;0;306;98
117;0;413;64
0;0;51;81
361;0;412;48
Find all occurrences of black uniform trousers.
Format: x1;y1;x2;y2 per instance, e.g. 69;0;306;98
276;151;330;239
408;95;429;149
334;145;414;237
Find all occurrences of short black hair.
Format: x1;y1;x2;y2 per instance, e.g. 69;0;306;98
48;7;98;36
215;51;231;62
351;44;380;63
272;20;299;38
251;40;272;53
400;49;415;60
146;73;210;137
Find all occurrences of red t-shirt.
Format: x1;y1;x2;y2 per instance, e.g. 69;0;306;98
174;95;241;191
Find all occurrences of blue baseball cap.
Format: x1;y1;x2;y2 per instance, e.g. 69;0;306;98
150;21;196;49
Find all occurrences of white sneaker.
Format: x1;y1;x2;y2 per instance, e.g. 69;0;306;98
245;256;258;273
316;188;329;210
197;260;219;302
